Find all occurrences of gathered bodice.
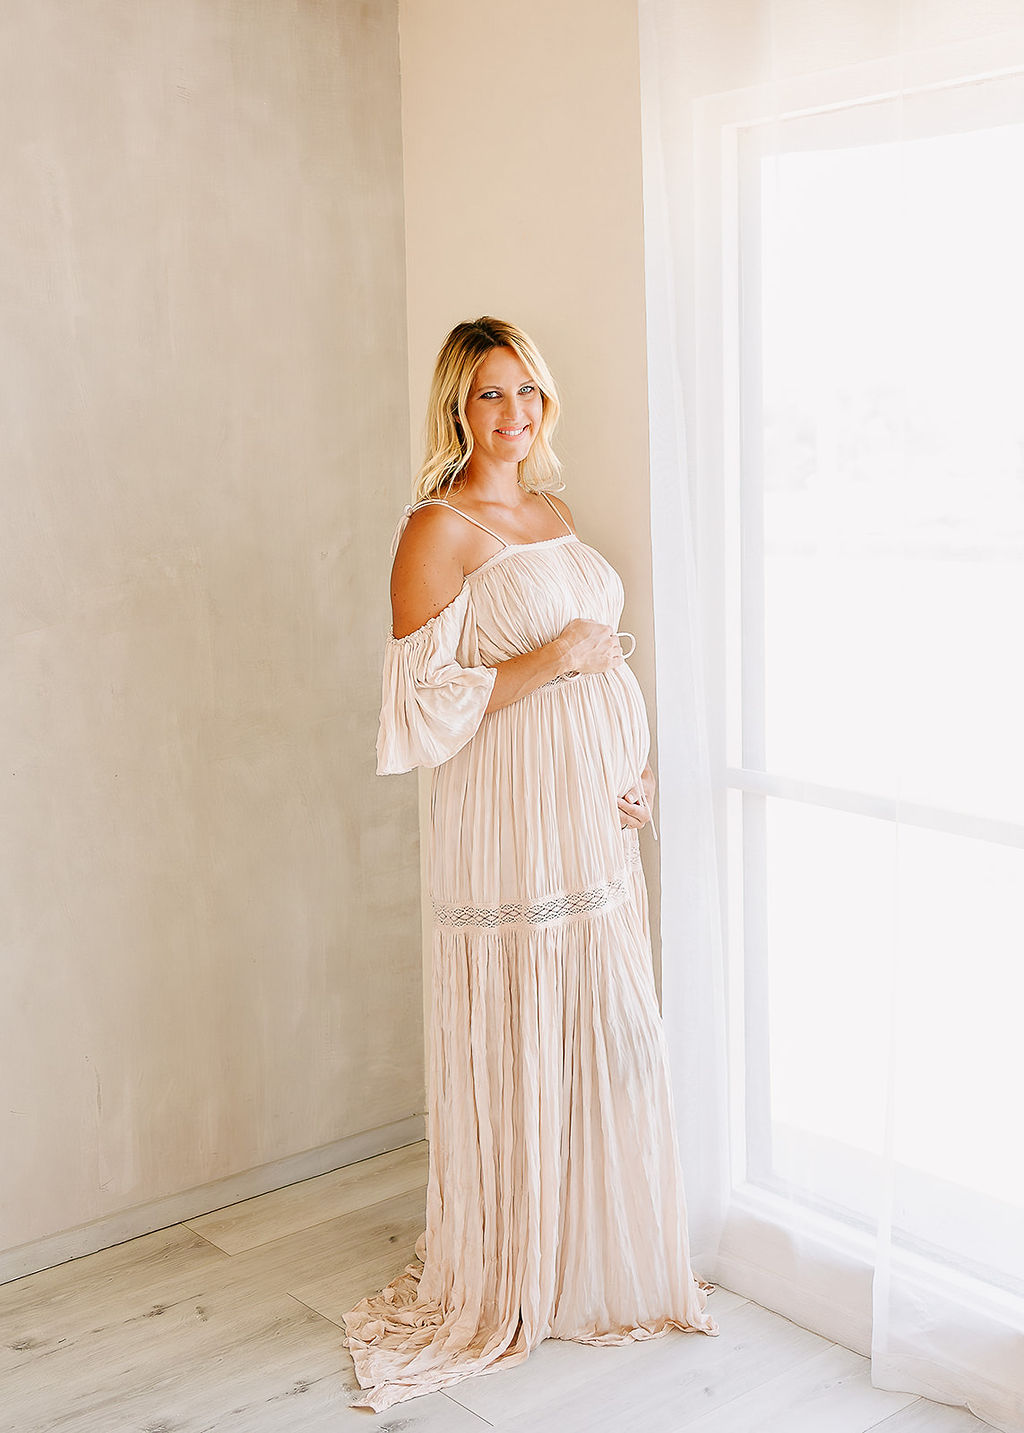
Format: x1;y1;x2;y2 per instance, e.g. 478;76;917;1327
446;534;625;666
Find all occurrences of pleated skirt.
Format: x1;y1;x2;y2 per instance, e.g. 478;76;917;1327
341;837;719;1413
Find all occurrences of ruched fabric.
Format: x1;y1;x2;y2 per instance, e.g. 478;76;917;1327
376;582;496;774
344;521;718;1413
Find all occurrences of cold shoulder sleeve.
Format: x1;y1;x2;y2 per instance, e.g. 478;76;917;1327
376;581;496;775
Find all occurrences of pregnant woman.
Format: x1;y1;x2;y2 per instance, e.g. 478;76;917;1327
342;316;718;1412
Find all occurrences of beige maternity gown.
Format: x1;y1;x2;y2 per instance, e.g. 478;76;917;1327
341;494;719;1412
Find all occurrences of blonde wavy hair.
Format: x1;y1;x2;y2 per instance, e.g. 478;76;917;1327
413;316;562;501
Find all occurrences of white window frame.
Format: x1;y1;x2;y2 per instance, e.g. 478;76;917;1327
693;35;1024;1321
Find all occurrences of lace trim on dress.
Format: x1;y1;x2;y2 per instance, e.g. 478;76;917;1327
539;668;580;688
432;838;642;931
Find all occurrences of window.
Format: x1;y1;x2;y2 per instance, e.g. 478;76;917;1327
714;67;1024;1290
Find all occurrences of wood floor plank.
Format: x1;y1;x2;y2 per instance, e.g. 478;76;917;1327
5;1284;330;1432
0;1190;428;1432
4;1280;490;1433
0;1225;229;1375
0;1186;487;1433
202;1386;495;1433
184;1141;428;1254
2;1185;425;1364
446;1293;832;1433
287;1236;427;1329
867;1396;999;1431
216;1184;427;1306
676;1343;918;1432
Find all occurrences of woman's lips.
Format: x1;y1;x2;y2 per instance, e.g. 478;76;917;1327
495;425;530;439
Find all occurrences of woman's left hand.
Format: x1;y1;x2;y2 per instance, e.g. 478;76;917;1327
618;763;656;829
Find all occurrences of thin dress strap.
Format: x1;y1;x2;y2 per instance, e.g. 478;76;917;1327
539;491;575;535
410;498;509;547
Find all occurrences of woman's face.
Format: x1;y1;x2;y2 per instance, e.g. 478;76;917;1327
463;346;543;468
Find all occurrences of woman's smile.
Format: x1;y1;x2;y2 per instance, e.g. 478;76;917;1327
463;345;544;468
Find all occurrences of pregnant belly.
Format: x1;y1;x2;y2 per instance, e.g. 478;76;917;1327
570;664;651;793
427;665;651;908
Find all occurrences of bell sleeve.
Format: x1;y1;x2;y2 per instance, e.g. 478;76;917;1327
375;581;497;775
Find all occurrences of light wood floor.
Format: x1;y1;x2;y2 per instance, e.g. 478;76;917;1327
2;1140;997;1432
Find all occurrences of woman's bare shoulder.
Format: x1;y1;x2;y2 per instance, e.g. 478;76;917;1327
398;500;469;547
389;503;473;640
545;492;576;532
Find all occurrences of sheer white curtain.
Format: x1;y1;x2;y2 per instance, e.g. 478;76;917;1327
640;3;1024;1429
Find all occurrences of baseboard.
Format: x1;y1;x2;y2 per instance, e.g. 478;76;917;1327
0;1112;426;1286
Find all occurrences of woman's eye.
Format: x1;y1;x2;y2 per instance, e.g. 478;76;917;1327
480;391;499;400
520;385;535;394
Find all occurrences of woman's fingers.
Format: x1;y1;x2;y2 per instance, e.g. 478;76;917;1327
617;793;649;829
555;618;623;675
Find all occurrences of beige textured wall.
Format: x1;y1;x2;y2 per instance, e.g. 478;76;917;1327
1;1;420;1257
397;0;659;979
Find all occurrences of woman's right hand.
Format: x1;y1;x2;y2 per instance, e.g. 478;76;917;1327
552;619;625;677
